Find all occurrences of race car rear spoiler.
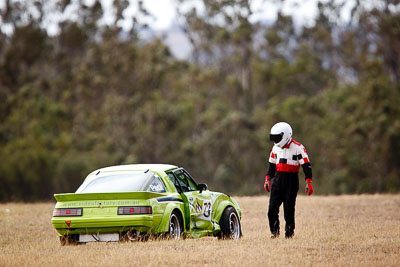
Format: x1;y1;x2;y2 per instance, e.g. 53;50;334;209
54;192;166;202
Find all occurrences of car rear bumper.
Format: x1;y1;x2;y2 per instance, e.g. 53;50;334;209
52;215;156;235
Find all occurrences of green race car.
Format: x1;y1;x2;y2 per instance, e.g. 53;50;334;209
51;164;242;244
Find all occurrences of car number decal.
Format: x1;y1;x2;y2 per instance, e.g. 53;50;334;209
198;200;212;221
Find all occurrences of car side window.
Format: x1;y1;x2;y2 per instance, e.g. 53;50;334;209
146;176;166;193
167;173;183;193
173;170;198;192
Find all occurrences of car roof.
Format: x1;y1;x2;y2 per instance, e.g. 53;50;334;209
95;164;178;173
76;164;179;193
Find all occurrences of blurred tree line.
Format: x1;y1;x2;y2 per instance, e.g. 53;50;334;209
0;0;399;201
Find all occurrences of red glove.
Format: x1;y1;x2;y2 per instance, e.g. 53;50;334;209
264;175;271;192
305;178;313;195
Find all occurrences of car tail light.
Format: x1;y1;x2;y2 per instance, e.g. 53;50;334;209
117;206;152;215
53;208;82;217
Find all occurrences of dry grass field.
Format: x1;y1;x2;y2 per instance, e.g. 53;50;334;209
1;195;399;266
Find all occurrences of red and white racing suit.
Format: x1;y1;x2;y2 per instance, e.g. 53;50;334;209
266;139;312;237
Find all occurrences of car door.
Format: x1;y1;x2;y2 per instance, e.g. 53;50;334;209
169;169;213;231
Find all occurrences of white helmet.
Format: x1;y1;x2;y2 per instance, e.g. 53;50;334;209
270;122;292;148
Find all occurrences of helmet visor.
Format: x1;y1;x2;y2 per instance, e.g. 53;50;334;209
270;133;283;144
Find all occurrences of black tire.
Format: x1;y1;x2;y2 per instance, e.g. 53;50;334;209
168;211;182;240
219;207;242;240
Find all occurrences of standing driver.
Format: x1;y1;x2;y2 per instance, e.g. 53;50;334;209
264;122;313;238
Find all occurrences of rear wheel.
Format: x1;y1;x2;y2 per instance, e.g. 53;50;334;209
168;212;182;240
122;230;150;242
219;207;242;240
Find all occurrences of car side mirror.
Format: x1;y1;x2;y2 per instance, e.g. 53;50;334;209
198;183;208;193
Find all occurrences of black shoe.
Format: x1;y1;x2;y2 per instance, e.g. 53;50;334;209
285;225;294;238
285;232;294;239
270;232;280;239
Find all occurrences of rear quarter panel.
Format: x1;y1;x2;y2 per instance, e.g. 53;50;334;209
154;199;185;233
210;192;242;224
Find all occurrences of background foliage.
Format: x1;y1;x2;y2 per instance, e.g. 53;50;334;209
0;0;399;201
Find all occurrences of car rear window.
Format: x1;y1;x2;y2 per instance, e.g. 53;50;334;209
147;176;166;193
76;172;156;193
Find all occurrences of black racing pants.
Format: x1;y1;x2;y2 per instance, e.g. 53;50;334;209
268;172;299;237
